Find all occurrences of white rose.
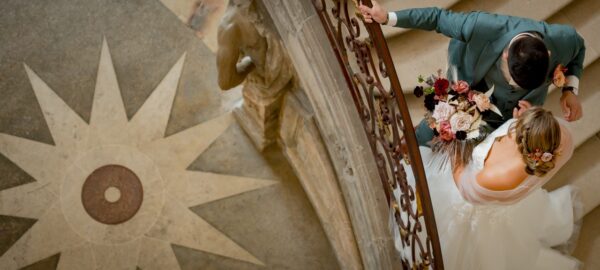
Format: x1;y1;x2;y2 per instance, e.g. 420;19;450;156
450;111;473;133
432;102;455;122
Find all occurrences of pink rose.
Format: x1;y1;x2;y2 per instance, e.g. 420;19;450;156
467;91;476;102
432;102;455;122
451;80;470;94
472;93;492;111
437;120;455;141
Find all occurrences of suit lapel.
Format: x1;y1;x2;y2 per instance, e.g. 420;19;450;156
473;32;513;85
543;35;559;80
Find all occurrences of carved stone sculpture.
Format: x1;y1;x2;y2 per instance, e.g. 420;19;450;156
217;0;293;150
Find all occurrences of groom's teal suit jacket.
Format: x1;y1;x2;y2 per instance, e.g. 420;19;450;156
392;8;586;145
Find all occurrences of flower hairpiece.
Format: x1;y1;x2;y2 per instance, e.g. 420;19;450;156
527;148;554;163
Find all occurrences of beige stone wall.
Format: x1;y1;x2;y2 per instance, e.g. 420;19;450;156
257;1;400;269
278;89;363;270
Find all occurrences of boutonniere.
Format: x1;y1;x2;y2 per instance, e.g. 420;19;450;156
553;64;568;88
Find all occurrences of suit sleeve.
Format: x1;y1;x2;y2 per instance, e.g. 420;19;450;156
393;8;479;42
565;29;586;79
522;82;551;106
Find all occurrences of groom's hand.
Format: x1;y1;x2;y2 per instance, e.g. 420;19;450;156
560;91;583;121
358;0;388;24
512;100;532;118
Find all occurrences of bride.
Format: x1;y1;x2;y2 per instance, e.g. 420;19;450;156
393;106;582;269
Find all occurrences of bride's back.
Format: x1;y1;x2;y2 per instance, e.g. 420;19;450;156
454;108;574;205
478;133;530;191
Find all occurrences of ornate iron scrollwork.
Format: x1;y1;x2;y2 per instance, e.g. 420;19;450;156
310;0;444;269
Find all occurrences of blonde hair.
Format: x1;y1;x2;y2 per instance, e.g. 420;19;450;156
511;107;561;177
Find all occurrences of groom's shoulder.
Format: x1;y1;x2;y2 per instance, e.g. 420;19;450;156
544;22;583;50
545;22;579;38
466;11;540;35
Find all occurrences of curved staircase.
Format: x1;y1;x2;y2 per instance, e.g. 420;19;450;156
379;0;600;267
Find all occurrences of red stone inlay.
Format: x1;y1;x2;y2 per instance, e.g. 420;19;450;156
81;165;143;225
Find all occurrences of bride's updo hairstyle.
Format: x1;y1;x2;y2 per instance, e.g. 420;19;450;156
512;107;561;177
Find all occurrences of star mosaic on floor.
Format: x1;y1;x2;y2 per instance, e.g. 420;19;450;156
0;38;276;269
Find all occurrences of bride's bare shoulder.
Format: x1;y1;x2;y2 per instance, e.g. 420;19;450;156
476;159;528;191
476;135;528;191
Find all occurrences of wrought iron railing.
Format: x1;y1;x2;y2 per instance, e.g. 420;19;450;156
310;0;444;269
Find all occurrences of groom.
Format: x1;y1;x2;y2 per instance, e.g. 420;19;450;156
359;1;586;146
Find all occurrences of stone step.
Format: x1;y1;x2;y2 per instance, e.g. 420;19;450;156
543;132;600;268
545;0;600;95
572;203;600;269
384;0;592;93
545;133;600;216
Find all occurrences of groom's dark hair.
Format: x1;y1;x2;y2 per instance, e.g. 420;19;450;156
508;37;549;90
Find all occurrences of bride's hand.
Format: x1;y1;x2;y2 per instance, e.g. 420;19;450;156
512;100;532;118
358;0;388;24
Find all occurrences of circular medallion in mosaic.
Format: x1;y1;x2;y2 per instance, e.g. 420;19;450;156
81;165;143;225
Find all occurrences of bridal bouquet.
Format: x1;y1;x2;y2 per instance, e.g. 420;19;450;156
414;69;502;166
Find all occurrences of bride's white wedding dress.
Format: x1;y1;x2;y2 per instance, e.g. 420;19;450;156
392;118;582;270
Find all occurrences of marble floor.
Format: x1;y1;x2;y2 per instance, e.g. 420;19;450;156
0;0;339;269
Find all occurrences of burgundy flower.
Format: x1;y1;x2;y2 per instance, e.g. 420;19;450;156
424;94;436;112
414;86;424;97
434;78;449;96
455;131;467;140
